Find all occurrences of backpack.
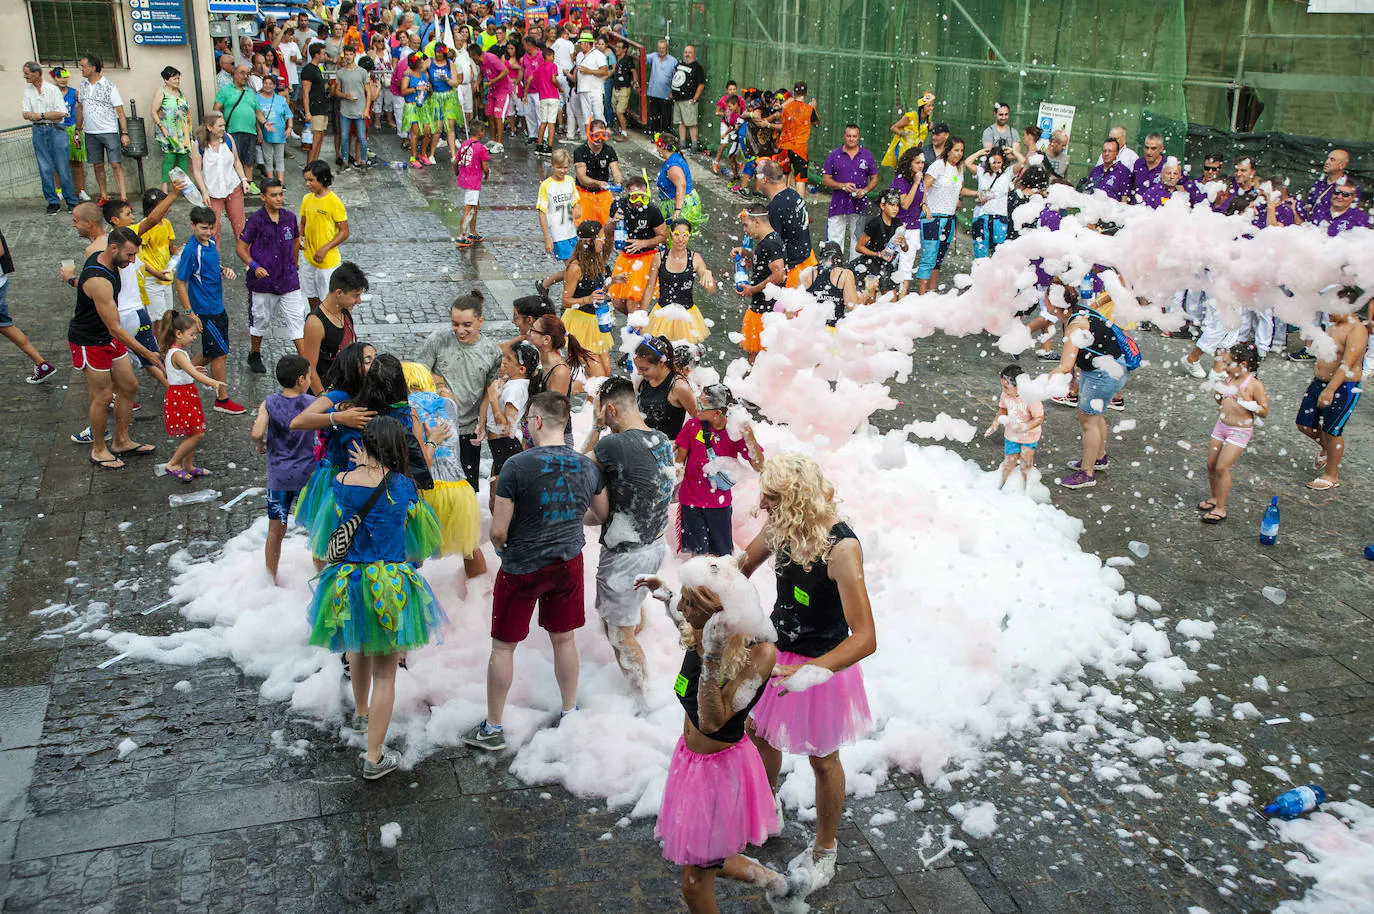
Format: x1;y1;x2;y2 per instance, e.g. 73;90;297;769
1084;308;1142;371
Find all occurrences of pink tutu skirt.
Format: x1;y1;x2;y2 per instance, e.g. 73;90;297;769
655;735;780;867
749;650;872;757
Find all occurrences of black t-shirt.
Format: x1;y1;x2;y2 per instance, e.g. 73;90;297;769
772;522;857;656
670;60;705;102
495;445;603;575
613;54;636;88
853;216;898;278
593;428;675;552
1072;308;1124;372
573;142;619;187
749;232;785;314
69;252;118;346
767;188;812;268
300;62;328;110
613;199;665;240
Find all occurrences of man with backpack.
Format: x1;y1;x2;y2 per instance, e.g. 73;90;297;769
213;64;265;191
1045;296;1140;490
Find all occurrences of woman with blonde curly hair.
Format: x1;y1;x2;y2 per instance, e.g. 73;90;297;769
741;452;876;895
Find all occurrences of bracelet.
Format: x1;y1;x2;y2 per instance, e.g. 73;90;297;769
330;414;337;427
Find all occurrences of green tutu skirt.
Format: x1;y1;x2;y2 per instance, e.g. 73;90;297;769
403;100;434;130
308;560;449;655
293;460;336;537
659;190;706;232
432;90;464;125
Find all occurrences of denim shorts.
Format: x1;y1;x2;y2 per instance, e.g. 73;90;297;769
1078;366;1127;415
266;489;300;523
0;282;12;329
85;132;122;164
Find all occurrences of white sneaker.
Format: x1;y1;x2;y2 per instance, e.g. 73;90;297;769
488;142;504;154
788;842;836;891
765;863;814;913
78;190;91;202
1183;359;1207;379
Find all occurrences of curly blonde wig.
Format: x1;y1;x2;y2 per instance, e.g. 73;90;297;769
678;586;752;681
759;452;841;571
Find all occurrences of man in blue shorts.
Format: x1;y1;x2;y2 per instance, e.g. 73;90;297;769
1295;297;1367;491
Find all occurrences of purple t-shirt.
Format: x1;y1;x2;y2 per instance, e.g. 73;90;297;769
890;174;925;230
455;139;490;191
239;206;300;295
1138;182;1203;210
1315;206;1370;237
1302;177;1338;223
674;418;753;509
1032;207;1063;288
1131;157;1163;194
264;392;318;491
823;146;877;217
1087;161;1131;200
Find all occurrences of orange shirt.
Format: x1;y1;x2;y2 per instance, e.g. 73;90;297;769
777;98;815;156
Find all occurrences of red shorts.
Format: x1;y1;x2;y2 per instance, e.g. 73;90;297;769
70;339;128;371
491;553;585;643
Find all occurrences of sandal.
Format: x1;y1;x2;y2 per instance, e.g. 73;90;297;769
468;232;484;243
188;467;213;477
454;235;472;248
1315;452;1328;471
1201;510;1227;524
166;467;194;482
1305;477;1340;491
111;443;156;456
1197;499;1217;512
89;456;125;470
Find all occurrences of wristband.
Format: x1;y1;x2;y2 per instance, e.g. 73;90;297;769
330;413;337;427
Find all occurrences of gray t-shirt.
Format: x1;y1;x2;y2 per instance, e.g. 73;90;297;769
594;428;674;553
1046;150;1070;178
982;124;1016;150
335;65;368;119
496;445;603;575
415;331;501;434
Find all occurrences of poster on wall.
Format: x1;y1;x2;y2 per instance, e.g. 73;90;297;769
1037;102;1076;141
130;0;188;45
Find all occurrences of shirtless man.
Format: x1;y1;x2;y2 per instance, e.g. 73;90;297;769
1295;289;1368;490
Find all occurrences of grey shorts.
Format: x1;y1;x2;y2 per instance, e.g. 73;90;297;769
262;141;286;173
595;541;667;628
85;132;122;164
672;100;699;128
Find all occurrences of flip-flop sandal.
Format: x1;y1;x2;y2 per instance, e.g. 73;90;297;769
1315;453;1328;470
89;456;125;470
1198;499;1217;512
1201;511;1227;524
112;443;156;456
469;232;484;242
454;236;472;248
188;467;213;477
1306;478;1340;491
166;468;194;482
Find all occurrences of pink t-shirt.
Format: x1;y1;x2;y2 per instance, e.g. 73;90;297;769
481;52;511;96
522;52;543;91
1000;392;1044;444
455;139;490;191
530;59;559;99
675;418;754;509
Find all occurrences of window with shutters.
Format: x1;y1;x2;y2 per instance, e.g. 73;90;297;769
29;0;126;68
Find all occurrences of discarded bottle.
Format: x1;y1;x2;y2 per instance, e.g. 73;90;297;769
1261;586;1287;605
389;161;410;171
1259;496;1280;546
169;489;221;507
1127;540;1150;558
1364;544;1374;561
168;168;203;207
614;218;627;252
1263;784;1325;820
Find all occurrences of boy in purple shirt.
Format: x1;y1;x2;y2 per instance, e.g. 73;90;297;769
236;179;304;374
820;124;878;258
250;354;317;583
453;120;491;247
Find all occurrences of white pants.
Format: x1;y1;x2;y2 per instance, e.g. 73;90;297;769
299;262;337;302
144;281;173;320
393;94;407;137
1171;288;1208;324
248;288;307;339
1246;310;1280;352
563;84;581;139
826;213;865;261
523;93;541;138
577;92;602;132
1197;303;1246;353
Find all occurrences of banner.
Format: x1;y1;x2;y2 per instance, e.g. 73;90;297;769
1037;102;1076;141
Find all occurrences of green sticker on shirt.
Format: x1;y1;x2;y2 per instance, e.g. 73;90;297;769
673;673;689;697
793;585;810;606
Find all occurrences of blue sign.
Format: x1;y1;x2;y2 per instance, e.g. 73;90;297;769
129;0;187;45
207;0;259;12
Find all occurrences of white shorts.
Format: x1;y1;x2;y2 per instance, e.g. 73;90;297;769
299;262;337;301
462;189;480;206
892;235;919;283
248;288;307;339
595;541;667;628
539;97;560;124
143;281;173;320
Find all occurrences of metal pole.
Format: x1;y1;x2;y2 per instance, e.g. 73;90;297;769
1015;0;1030;118
184;0;206;117
1230;0;1253;132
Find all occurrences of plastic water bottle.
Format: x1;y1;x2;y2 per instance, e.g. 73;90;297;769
1259;496;1280;546
734;236;753;292
595;285;614;333
1364;544;1374;560
614;218;627;252
169;489;220;507
1263;784;1325;819
168;168;203;207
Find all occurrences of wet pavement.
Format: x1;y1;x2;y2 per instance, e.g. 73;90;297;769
0;125;1371;913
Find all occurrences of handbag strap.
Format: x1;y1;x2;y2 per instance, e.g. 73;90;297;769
353;471;394;521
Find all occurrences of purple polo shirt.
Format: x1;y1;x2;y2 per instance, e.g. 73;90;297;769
240;206;301;295
1314;206;1370;237
1302;177;1339;223
1138;181;1204;209
1131;157;1163;194
1032;207;1064;288
823;145;877;217
890;174;924;230
1086;161;1131;201
1252;199;1299;231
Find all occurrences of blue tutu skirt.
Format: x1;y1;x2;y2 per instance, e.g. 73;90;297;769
308;496;445;564
293;460;337;535
308;560;449;655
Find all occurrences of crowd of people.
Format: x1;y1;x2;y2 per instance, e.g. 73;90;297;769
7;2;1372;909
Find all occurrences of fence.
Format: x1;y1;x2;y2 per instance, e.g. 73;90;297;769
0;127;46;203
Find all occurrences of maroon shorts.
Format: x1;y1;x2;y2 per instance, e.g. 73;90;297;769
491;553;585;643
69;339;128;371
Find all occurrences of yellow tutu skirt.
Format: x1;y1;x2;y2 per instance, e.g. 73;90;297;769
420;478;481;557
562;307;613;354
646;304;710;344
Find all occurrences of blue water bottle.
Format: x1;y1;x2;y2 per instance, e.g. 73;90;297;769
1259;496;1280;546
1263;784;1325;819
734;236;753;292
614;218;627;252
595;283;614;334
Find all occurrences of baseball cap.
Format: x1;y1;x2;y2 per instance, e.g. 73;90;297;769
578;30;594;42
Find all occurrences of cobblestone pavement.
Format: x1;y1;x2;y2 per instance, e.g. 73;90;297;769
0;126;1370;914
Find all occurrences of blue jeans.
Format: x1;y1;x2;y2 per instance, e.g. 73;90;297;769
32;124;76;206
340;116;368;163
972;214;1008;259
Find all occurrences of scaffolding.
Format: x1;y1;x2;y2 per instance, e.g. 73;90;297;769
625;0;1374;179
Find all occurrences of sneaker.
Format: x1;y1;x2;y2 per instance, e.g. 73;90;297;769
488;142;504;154
246;352;266;374
1183;359;1207;379
46;203;62;215
26;361;57;384
245;182;261;196
409;157;424;169
1286;348;1316;361
1049;394;1079;408
213;398;247;415
788;842;837;891
1058;469;1097;489
335;155;345;166
764;860;813;912
71;426;108;444
462;720;506;752
1035;349;1058;361
525;136;537;145
1067;455;1110;472
350;712;369;734
79;190;91;202
362;748;401;780
1107;396;1126;412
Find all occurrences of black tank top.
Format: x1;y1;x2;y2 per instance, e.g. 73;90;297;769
1072;309;1123;373
675;648;766;744
310;306;355;386
637;373;687;439
656;249;695;309
68;253;119;345
573;267;605;315
772;522;858;657
529;362;575;439
809;266;845;327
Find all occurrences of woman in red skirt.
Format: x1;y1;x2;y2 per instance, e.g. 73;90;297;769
156;312;225;481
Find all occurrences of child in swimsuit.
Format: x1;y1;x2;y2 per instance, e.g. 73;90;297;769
1200;342;1269;524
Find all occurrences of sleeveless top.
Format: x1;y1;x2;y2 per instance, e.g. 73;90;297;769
165;346;195;385
656;152;694;200
572;266;605;315
772;522;858;657
656;249;695;309
309;306;356;386
637;373;688;440
809;266;846;326
199;137;240;200
675;648;766;744
68;253;119;345
1072;309;1123;373
529;362;576;441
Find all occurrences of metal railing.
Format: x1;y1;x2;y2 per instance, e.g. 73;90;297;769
0;126;46;203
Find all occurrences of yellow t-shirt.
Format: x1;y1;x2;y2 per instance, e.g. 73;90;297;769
138;221;176;286
300;191;348;269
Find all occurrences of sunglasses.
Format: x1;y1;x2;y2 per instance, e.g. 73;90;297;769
1332;190;1355;198
1202;165;1221;170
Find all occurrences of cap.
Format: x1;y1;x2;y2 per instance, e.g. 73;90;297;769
578;30;594;42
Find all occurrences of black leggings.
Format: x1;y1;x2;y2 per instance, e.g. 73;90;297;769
459;436;482;488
